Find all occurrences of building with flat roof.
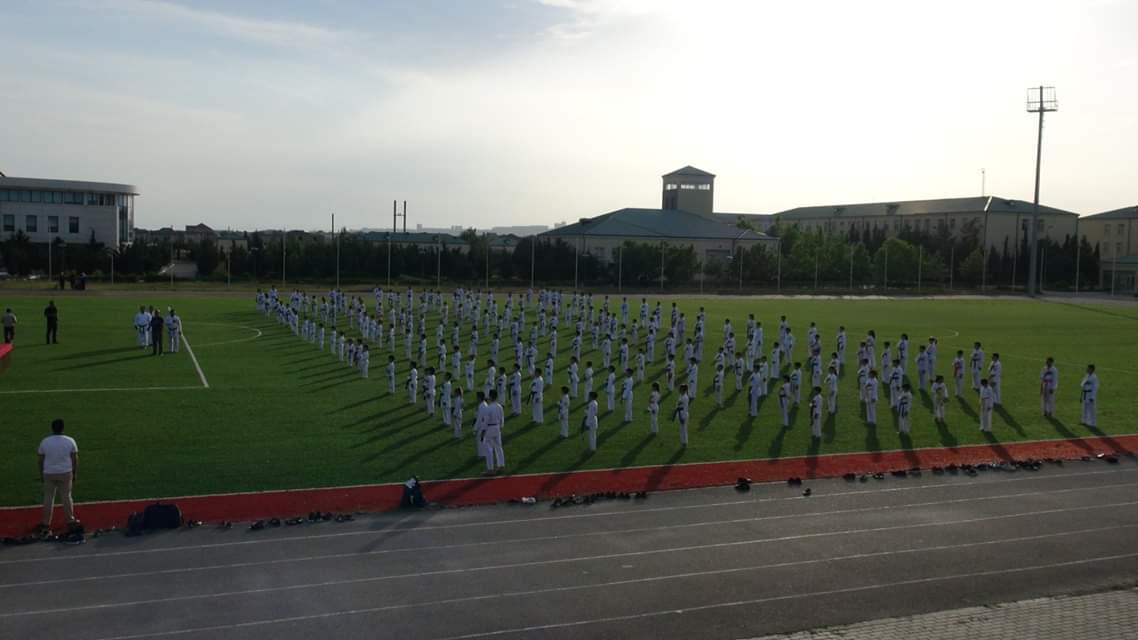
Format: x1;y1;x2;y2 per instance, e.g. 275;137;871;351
1079;205;1137;292
540;166;775;263
0;176;137;247
773;196;1078;252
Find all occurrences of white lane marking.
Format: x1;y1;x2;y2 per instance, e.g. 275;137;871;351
3;484;1135;596
1;467;1130;567
431;551;1138;640
0;386;203;396
180;331;209;389
73;524;1138;639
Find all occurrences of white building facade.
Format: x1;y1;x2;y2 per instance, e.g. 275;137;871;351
0;176;138;248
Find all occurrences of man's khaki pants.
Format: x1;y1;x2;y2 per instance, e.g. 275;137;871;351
42;472;76;526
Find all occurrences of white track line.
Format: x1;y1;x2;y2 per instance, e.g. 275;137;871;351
1;467;1129;567
432;551;1138;640
0;385;203;396
4;480;1135;589
180;331;209;389
189;323;263;348
71;524;1138;638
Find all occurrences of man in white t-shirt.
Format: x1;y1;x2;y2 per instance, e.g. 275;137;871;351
38;418;79;532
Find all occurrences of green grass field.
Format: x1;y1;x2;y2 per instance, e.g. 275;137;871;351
2;290;1135;507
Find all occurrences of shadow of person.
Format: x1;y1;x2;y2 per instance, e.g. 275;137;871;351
994;405;1025;436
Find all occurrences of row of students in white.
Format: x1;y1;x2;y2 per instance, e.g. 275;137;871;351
130;305;182;352
259;288;1105;453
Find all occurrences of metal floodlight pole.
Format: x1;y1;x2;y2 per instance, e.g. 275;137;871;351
848;245;854;291
530;238;535;290
281;232;286;287
949;244;955;290
883;244;888;291
618;244;623;293
1074;220;1082;296
917;245;923;293
776;239;782;292
1026;85;1057;297
333;212;339;289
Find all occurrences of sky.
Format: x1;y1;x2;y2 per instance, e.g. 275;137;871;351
0;0;1135;231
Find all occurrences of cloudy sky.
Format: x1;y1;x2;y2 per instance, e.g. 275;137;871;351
1;0;1135;231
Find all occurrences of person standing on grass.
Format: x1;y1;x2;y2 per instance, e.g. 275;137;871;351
1040;357;1059;417
978;378;994;432
44;301;59;344
1080;365;1099;427
3;307;17;344
482;389;506;475
149;308;165;356
672;383;691;447
38;418;79;533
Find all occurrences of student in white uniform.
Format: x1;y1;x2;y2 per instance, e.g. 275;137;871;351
386;355;397;394
713;364;725;408
864;370;880;425
482;390;506;474
406;362;419;405
931;374;948;423
896;383;913;434
441;374;453;427
987;353;1003;405
777;375;792;427
604;366;617;412
915;345;929;391
789;363;803;405
621;369;635;422
134;306;150;348
1080;364;1099;427
636;349;647;382
952;350;965;397
509;365;523;416
166;308;181;353
1039;357;1059;417
748;365;763;417
558;386;571;438
672;384;691;447
970;342;984;391
584;391;599;451
584;361;595;397
978;378;994;432
809;386;823;439
529;373;545;424
825;365;839;415
648;383;661;434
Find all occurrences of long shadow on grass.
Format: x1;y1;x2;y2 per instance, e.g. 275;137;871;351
767;425;791;459
596;418;632;449
1083;423;1136;456
864;422;881;458
935;418;959;448
620;432;657;467
735;416;756;451
823;411;837;444
640;446;687;491
1043;416;1096;454
994;405;1025;436
53;353;152;371
955;396;978;419
897;433;920;468
53;346;138;360
980;431;1015;462
372;431;460;472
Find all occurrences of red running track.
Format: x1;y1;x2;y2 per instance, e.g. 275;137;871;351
4;434;1135;537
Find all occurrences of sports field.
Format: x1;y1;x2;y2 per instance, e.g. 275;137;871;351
1;291;1135;507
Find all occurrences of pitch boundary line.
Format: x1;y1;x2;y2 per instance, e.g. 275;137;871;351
180;331;209;389
187;323;263;348
0;385;204;396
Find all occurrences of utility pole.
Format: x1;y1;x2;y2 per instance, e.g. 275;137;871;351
1026;86;1057;297
333;212;339;289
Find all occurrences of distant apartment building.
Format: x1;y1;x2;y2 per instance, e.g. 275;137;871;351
1080;205;1138;292
0;176;137;247
773;196;1078;252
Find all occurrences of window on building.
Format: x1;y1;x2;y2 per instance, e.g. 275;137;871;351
679;184;696;190
48;216;59;233
69;216;80;234
31;191;43;203
1105;224;1112;237
697;184;711;190
949;217;957;229
664;183;678;191
53;192;63;204
86;193;97;205
25;215;37;233
1120;224;1127;236
2;214;13;232
1119;242;1125;257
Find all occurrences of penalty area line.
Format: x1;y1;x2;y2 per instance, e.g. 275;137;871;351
180;331;210;389
0;385;204;395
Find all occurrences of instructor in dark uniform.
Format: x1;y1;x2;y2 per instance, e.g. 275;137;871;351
150;310;165;355
44;301;59;344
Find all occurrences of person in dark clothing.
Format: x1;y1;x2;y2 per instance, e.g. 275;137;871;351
44;301;59;344
150;312;165;355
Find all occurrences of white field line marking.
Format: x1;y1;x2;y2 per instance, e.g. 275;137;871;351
60;522;1138;637
3;480;1135;590
0;468;1129;567
430;551;1138;640
0;385;203;396
180;331;209;389
189;324;263;348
